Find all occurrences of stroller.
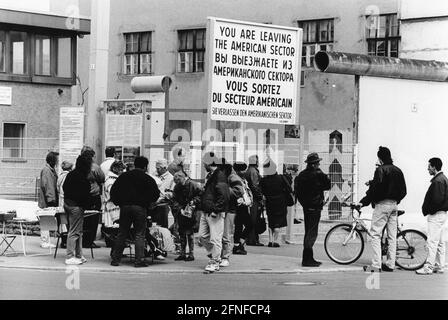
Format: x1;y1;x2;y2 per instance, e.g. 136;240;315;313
102;217;168;263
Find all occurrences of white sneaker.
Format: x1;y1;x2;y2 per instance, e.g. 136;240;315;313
155;255;165;260
205;261;219;272
41;243;56;249
65;257;83;265
219;259;230;267
416;265;433;275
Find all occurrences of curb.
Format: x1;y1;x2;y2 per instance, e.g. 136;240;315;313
0;264;363;275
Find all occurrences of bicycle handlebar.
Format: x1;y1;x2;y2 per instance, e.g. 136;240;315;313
341;202;362;212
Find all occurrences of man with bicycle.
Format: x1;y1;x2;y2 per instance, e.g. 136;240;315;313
357;146;407;272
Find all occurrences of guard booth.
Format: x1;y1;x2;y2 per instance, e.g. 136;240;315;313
102;76;172;173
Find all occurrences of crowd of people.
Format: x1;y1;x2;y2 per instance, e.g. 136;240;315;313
36;145;447;275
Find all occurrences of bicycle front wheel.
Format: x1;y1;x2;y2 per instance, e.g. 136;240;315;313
324;224;364;265
395;229;427;271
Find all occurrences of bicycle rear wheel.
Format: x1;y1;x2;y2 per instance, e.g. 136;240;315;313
395;229;427;271
324;224;364;265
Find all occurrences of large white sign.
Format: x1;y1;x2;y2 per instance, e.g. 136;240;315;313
0;86;12;105
208;17;302;125
59;107;84;166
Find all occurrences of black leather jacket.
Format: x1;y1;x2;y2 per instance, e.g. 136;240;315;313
360;163;407;207
422;172;448;216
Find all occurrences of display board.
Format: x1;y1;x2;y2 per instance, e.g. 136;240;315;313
104;100;145;165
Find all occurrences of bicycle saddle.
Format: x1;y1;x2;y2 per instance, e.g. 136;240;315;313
397;210;405;216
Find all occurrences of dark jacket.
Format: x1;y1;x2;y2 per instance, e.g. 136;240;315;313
63;169;92;209
360;164;407;207
38;164;58;208
173;179;202;208
228;169;245;214
87;162;105;197
172;178;203;231
294;167;331;210
245;165;263;202
201;167;230;214
422;172;448;216
110;169;160;208
260;173;289;215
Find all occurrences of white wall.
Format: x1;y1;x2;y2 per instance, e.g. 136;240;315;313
400;21;448;62
399;0;448;62
0;0;50;12
400;0;448;19
0;0;85;16
357;76;448;231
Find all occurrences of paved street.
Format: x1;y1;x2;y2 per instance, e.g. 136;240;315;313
1;231;447;300
1;268;446;300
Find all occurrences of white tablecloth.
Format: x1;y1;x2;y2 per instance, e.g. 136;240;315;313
0;199;39;222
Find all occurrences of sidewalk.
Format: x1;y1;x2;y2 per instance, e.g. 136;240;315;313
0;232;365;275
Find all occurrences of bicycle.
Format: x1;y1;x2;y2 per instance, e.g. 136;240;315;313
324;202;428;270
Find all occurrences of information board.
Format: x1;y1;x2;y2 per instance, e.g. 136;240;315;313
59;107;84;166
208;17;302;124
0;86;12;105
104;100;145;165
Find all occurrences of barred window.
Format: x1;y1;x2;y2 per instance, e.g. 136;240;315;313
366;14;400;58
298;19;334;68
124;32;153;75
177;29;206;73
3;123;25;159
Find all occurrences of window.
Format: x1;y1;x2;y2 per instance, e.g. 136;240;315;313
177;29;206;73
0;28;75;83
298;19;334;68
123;32;153;75
366;14;400;57
35;35;72;77
10;31;27;75
56;37;72;77
3;123;25;159
0;31;5;73
35;35;51;75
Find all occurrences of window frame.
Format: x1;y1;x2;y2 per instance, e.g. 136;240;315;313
0;25;77;85
9;30;29;76
0;30;6;73
35;34;51;76
298;18;334;68
366;13;400;58
177;28;206;73
123;31;153;76
2;122;26;161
